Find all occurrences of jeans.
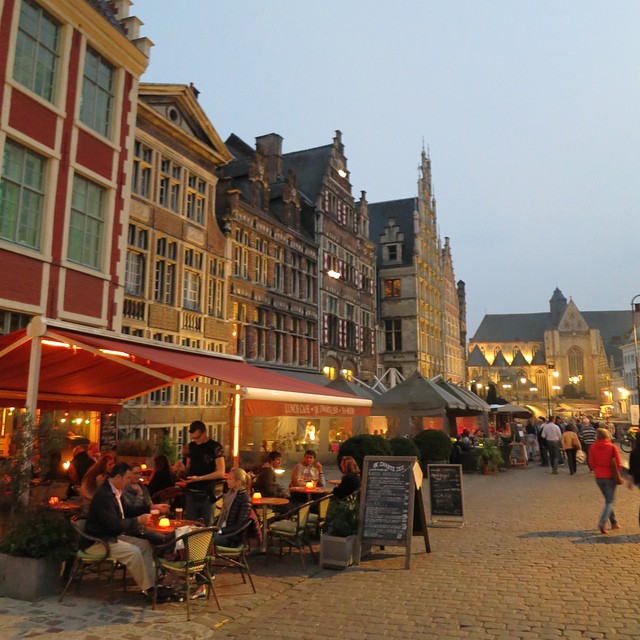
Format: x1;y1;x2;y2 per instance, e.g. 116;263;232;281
185;490;213;526
547;440;561;472
595;478;617;528
564;449;577;474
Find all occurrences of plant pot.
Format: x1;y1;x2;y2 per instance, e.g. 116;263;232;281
319;534;357;570
0;553;63;601
481;464;496;476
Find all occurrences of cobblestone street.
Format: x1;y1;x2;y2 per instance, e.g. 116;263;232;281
3;461;640;639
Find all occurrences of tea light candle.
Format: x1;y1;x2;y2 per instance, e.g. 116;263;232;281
158;517;170;528
48;496;59;506
305;481;314;489
252;492;262;500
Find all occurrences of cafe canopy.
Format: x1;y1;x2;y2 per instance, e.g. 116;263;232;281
0;317;372;417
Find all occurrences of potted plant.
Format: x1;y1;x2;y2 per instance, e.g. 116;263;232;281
0;508;74;601
413;429;453;475
476;442;504;474
319;498;361;570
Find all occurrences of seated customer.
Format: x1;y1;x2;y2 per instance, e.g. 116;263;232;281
82;462;155;595
147;455;176;498
253;451;290;513
289;450;325;488
215;468;251;546
333;456;361;499
121;464;169;517
79;452;116;501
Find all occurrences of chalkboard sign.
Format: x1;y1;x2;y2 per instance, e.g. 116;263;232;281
509;443;527;466
427;464;464;526
358;456;430;569
99;412;118;451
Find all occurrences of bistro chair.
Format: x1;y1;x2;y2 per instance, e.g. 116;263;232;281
152;526;219;621
267;501;314;569
306;493;332;538
59;516;127;602
211;518;256;593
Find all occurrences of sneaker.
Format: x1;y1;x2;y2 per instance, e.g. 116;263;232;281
598;525;608;535
611;523;621;531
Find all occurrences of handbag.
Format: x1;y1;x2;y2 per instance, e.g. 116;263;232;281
611;449;624;485
576;450;586;464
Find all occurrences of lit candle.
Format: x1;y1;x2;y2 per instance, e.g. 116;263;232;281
48;496;59;506
158;517;170;528
305;481;314;489
252;492;262;500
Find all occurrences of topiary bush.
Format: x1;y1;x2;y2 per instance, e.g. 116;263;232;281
389;436;420;458
413;429;453;467
337;434;392;470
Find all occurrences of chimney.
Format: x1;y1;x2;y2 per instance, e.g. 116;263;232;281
255;133;283;184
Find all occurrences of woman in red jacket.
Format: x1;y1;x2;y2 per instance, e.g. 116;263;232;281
588;428;622;534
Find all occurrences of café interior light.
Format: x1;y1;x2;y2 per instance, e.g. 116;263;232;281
327;269;341;279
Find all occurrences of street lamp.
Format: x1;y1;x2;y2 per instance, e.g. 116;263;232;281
631;295;640;425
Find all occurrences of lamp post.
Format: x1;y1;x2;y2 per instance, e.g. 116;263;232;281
631;295;640;425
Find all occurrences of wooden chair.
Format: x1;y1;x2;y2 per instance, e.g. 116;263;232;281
268;502;314;569
59;516;127;602
212;519;256;593
152;526;219;621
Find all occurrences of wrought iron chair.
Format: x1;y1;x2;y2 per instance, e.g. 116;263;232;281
211;518;256;593
152;526;219;621
59;516;127;602
267;501;314;569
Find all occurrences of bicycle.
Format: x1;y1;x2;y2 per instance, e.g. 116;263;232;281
620;427;638;453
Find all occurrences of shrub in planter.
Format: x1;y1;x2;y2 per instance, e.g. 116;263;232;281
116;438;154;458
337;434;392;470
413;429;453;467
325;498;359;537
389;436;420;459
476;442;504;473
320;498;361;570
155;434;178;464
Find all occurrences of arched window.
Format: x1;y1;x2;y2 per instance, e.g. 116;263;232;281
568;346;584;378
536;369;548;396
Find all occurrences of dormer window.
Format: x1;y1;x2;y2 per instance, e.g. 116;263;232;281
384;243;401;262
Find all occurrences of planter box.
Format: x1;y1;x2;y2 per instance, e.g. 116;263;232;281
0;553;63;601
319;534;357;570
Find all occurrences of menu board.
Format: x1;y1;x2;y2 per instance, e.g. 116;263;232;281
361;457;413;543
428;464;463;521
99;412;118;452
358;456;430;569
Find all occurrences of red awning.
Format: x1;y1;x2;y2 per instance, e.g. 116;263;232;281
0;318;371;415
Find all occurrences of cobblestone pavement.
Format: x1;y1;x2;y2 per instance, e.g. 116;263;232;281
3;460;640;639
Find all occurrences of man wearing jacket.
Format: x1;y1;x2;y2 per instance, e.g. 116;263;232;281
83;462;155;594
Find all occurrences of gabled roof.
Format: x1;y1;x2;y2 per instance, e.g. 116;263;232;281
467;344;489;367
530;349;547;365
491;351;509;368
368;198;416;268
138;84;232;165
511;351;529;367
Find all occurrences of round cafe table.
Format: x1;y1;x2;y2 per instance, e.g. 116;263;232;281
288;486;332;503
251;497;289;553
144;518;201;534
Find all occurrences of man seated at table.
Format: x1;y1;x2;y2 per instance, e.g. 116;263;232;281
253;451;290;513
82;462;155;596
289;449;325;489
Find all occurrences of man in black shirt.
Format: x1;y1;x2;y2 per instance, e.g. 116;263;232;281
184;420;225;525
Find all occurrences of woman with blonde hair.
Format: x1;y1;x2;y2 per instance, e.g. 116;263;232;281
214;467;251;547
588;428;622;534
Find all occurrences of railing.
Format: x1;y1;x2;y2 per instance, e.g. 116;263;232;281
182;312;202;332
123;298;146;321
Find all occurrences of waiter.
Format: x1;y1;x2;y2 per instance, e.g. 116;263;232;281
184;420;225;525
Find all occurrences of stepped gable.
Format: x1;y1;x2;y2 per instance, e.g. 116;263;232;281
368;198;416;268
467;344;489;367
85;0;125;33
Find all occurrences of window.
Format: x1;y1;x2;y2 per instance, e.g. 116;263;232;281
154;237;176;305
149;387;170;405
274;247;284;291
384;319;402;351
124;250;145;296
183;270;201;311
159;158;181;212
0;139;46;249
68;175;104;269
384;279;401;297
186;174;206;224
385;244;399;262
80;47;114;137
132;141;152;198
13;0;60;102
207;257;224;317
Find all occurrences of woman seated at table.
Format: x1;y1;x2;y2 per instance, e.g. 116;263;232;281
333;456;361;499
214;467;252;547
147;455;176;497
78;452;116;501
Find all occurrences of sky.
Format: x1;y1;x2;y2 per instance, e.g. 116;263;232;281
132;0;640;337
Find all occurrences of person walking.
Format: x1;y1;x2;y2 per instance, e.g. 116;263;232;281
537;418;549;467
561;422;581;475
541;416;562;474
579;417;597;473
589;428;622;535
